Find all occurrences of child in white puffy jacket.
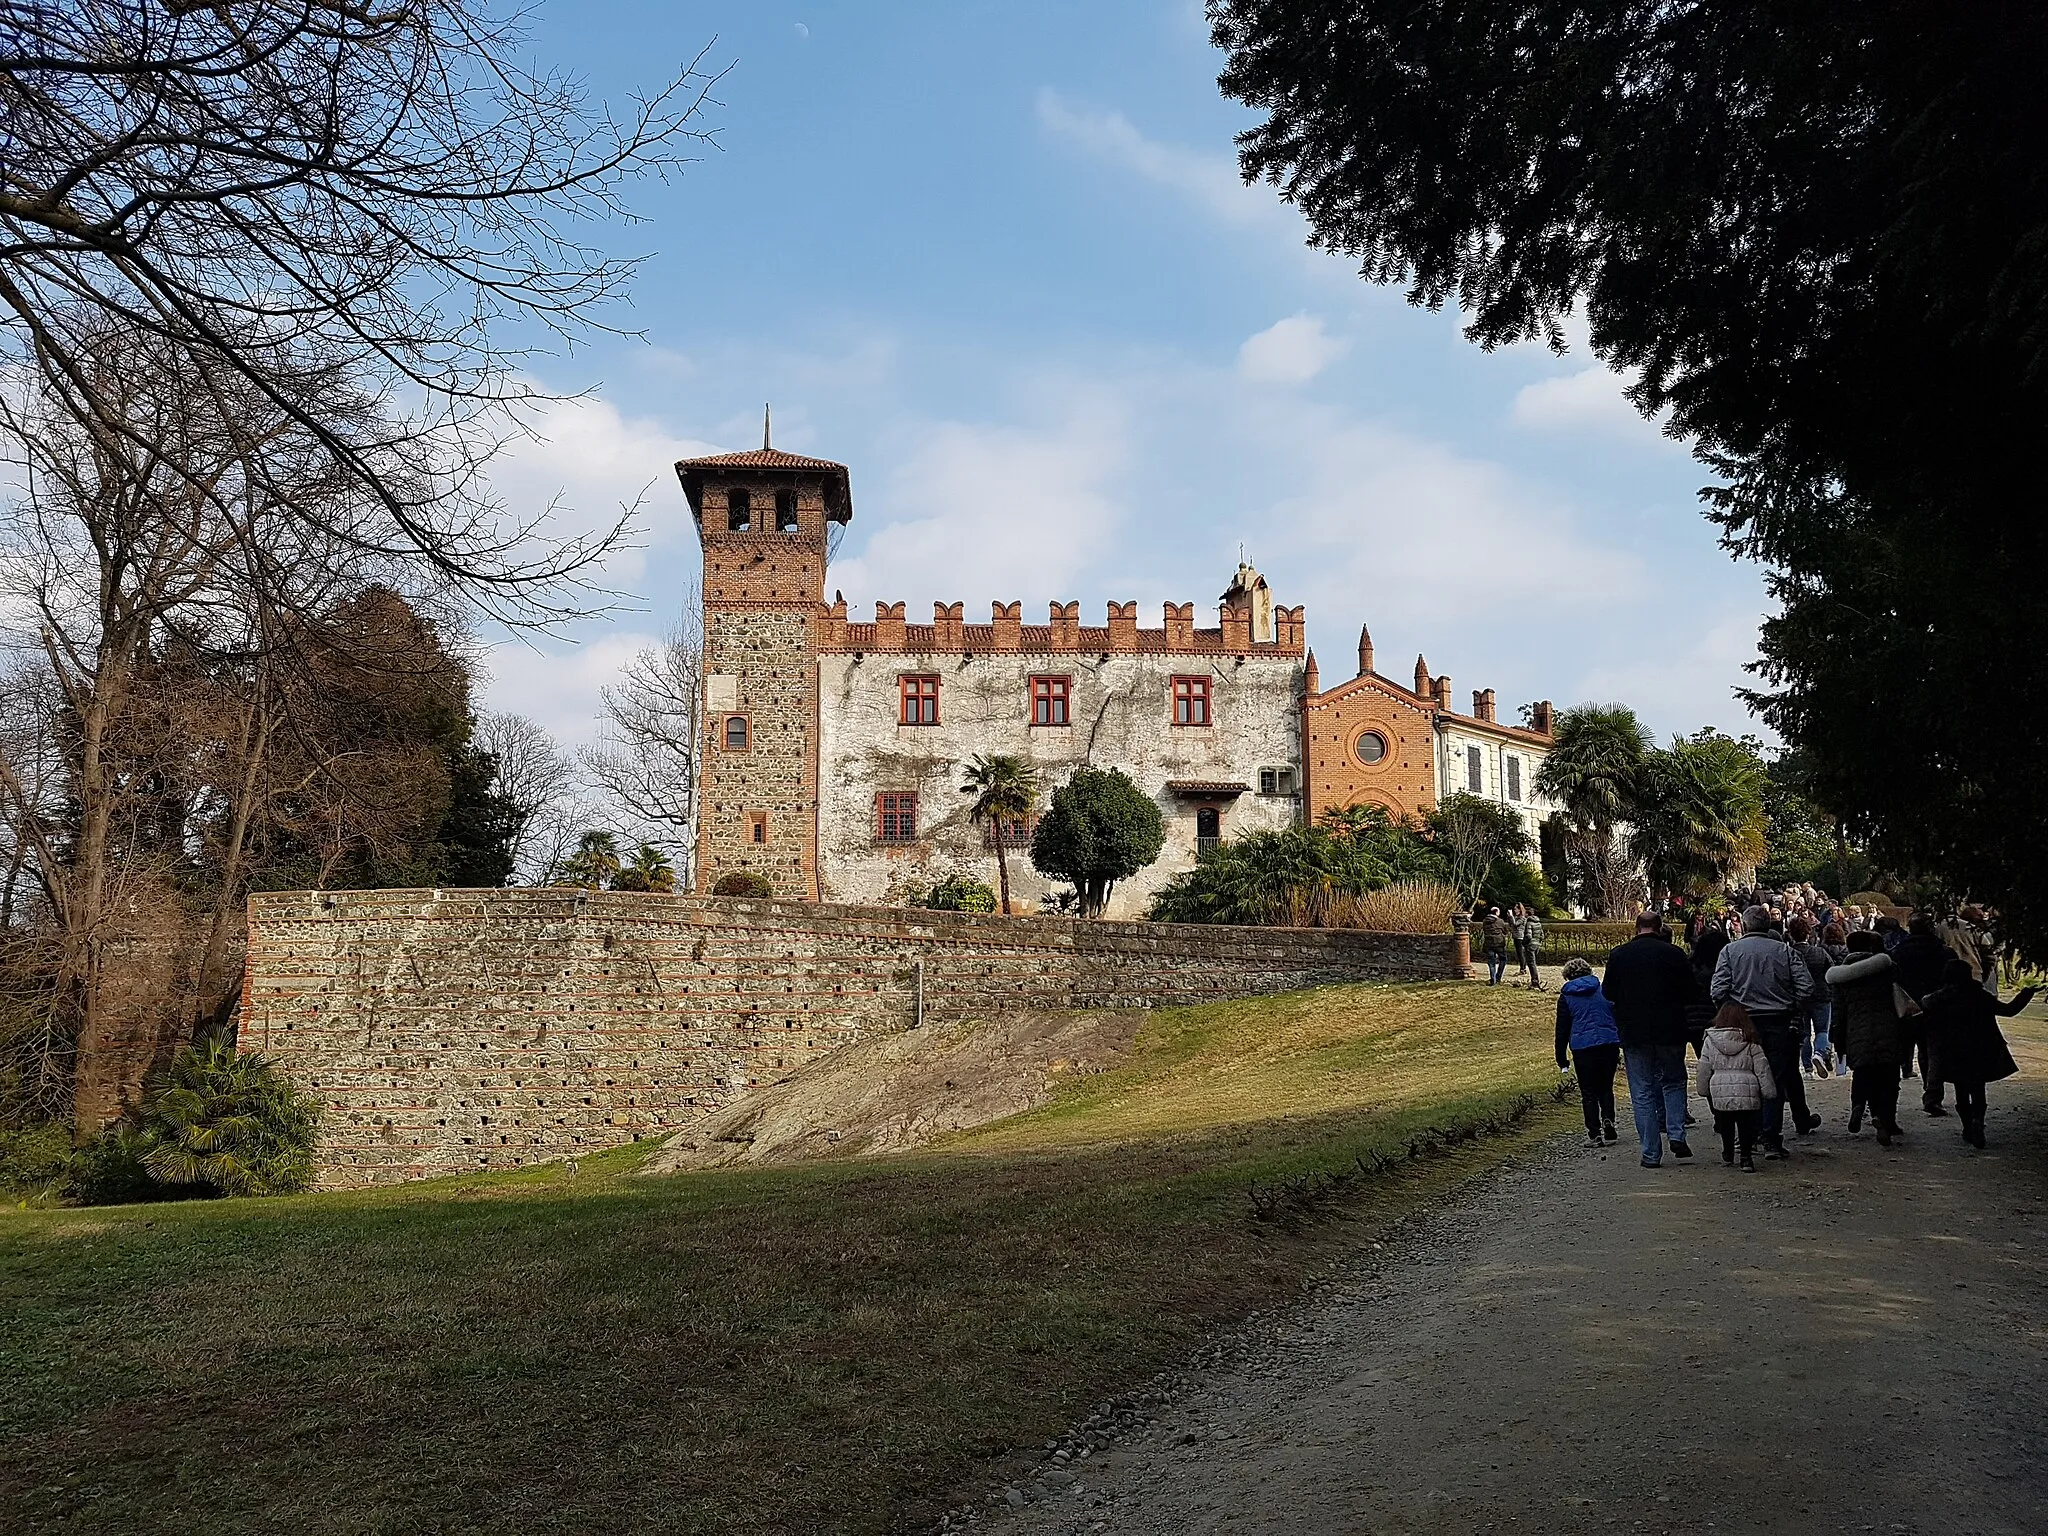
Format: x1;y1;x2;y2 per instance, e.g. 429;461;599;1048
1694;1001;1778;1173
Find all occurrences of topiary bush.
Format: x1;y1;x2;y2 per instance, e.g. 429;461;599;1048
711;871;775;898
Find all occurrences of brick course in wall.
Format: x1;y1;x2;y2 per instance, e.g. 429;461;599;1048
242;888;1471;1189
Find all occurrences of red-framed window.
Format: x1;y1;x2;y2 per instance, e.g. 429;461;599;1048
982;816;1038;851
723;714;749;751
876;791;919;843
1172;675;1212;726
899;674;939;725
1030;674;1071;726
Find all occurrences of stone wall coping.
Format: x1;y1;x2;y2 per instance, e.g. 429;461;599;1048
246;888;1452;947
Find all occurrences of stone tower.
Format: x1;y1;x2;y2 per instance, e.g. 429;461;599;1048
676;430;852;897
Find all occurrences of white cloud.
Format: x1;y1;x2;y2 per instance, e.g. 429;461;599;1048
1569;603;1773;743
1236;315;1348;386
828;407;1128;610
1243;401;1643;632
485;392;720;586
1035;88;1281;229
478;629;665;749
1510;365;1651;436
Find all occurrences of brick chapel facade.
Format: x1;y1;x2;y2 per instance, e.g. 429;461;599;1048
679;438;1562;918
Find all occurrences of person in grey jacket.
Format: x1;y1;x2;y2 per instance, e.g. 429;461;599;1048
1512;904;1546;990
1710;906;1819;1156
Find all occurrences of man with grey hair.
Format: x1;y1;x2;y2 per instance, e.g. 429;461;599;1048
1712;905;1820;1156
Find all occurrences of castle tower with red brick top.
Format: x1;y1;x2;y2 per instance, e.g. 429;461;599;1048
677;430;852;897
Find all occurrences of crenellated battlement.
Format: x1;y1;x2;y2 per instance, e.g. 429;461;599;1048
816;595;1308;657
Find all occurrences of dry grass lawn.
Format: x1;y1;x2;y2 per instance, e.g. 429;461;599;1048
0;979;1563;1535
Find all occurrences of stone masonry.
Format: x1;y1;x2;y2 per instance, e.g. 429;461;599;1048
241;887;1471;1188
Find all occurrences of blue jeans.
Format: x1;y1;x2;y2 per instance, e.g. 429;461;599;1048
1623;1043;1690;1162
1486;949;1508;984
1802;1000;1833;1070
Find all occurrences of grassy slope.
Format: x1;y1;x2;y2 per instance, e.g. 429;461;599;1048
0;981;1563;1536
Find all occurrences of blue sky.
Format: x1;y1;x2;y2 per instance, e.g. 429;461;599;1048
480;0;1772;745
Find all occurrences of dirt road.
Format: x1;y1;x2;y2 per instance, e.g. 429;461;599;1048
992;1018;2048;1535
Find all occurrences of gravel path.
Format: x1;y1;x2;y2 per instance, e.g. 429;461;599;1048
986;1020;2048;1536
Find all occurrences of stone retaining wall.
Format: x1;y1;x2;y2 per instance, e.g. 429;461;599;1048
241;888;1471;1188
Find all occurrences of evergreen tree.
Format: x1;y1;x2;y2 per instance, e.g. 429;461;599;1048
1211;1;2048;950
1029;768;1164;918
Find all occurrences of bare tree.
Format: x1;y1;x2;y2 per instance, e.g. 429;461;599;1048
579;592;701;885
0;1;721;623
475;710;587;884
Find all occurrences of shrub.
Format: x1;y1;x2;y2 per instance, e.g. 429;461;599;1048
922;875;997;913
711;871;775;898
137;1038;321;1197
1330;880;1465;935
1482;858;1559;916
0;1121;77;1204
66;1123;172;1206
1150;824;1383;926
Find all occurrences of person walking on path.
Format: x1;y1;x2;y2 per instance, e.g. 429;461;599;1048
1789;916;1837;1077
1895;915;1953;1114
1826;930;1911;1145
1602;913;1696;1168
1695;1001;1777;1172
1555;958;1621;1147
1512;904;1546;990
1481;906;1511;986
1711;906;1818;1158
1920;959;2036;1149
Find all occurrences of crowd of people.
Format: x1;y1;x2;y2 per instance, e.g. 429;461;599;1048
1550;897;2035;1171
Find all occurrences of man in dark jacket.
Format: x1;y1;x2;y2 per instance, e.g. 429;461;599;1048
1894;915;1954;1115
1711;906;1819;1155
1603;913;1697;1168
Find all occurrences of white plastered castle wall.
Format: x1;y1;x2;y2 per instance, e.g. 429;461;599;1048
1435;723;1559;844
816;651;1305;918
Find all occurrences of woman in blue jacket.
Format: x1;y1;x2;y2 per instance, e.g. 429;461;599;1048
1556;956;1622;1147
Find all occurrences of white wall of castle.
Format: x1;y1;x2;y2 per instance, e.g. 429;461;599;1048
816;651;1306;918
1434;725;1560;845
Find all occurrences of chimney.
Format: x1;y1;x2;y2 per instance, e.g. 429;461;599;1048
1414;654;1432;698
1303;648;1320;697
1473;688;1497;723
1358;624;1375;678
1532;699;1555;736
1434;674;1453;710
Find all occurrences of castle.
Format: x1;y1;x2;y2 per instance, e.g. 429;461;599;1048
680;434;1562;917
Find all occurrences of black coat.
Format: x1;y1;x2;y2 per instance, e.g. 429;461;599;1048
1601;935;1696;1049
1923;982;2028;1085
1893;934;1950;1002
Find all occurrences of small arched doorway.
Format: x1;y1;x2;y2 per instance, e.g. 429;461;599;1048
1195;805;1221;855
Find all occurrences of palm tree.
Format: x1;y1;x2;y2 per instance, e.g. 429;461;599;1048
558;830;622;890
1629;733;1768;904
1534;704;1651;916
140;1038;321;1196
613;843;677;893
960;753;1040;915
